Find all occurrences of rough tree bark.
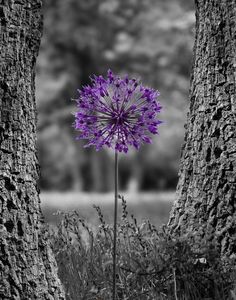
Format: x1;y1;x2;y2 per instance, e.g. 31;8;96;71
168;0;236;258
0;1;65;299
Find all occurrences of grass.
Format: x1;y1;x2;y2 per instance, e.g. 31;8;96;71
41;191;174;228
47;195;236;300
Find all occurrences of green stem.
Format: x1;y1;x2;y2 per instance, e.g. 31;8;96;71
112;151;118;300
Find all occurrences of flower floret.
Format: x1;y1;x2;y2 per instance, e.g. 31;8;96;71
74;70;162;153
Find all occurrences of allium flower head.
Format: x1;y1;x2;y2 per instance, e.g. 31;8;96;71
74;70;163;153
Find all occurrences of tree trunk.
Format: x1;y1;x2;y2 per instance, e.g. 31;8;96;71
168;0;236;258
0;1;65;299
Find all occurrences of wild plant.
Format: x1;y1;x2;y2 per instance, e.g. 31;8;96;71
49;195;235;300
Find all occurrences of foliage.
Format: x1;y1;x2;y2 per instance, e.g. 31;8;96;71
49;196;235;299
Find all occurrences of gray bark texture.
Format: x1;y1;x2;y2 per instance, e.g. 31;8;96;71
168;0;236;258
0;1;65;299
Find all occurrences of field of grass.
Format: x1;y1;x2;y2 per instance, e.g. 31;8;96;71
41;191;175;227
48;193;236;300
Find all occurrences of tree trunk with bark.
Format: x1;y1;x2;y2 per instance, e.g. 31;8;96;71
0;1;65;299
168;0;236;258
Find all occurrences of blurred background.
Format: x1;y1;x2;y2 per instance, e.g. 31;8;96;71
36;0;195;226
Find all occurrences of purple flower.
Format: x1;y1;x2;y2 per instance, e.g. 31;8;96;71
74;70;163;153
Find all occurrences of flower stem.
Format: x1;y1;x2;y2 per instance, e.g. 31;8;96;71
173;267;178;300
112;151;118;300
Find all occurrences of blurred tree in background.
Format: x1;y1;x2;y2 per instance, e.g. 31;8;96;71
36;0;195;192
